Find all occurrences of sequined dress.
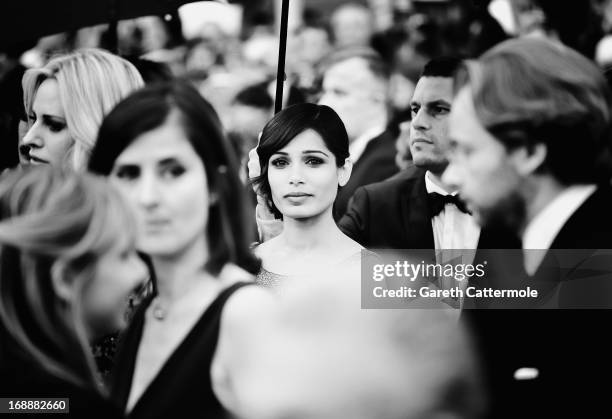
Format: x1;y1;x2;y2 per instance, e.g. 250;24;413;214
255;250;370;289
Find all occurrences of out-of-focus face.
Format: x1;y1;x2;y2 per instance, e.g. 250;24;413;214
267;129;349;220
298;27;332;65
21;79;73;166
110;115;210;258
409;76;453;174
83;237;148;338
331;7;373;48
318;57;383;141
443;87;526;229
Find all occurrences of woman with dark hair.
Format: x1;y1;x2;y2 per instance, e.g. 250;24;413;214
88;80;272;419
251;103;363;288
0;166;148;418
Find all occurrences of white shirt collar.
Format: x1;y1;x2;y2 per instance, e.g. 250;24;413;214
424;171;457;195
348;125;386;164
522;184;597;251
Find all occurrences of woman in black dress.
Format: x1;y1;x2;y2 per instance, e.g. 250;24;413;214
89;81;273;419
0;166;148;418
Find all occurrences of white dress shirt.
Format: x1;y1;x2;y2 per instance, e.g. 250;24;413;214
425;172;481;305
522;184;596;275
348;125;386;164
425;171;481;252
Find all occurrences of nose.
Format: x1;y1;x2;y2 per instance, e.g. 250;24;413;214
136;173;161;208
411;108;431;132
289;163;305;186
21;123;44;151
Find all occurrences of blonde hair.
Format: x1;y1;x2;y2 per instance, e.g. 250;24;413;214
22;48;144;171
0;166;137;389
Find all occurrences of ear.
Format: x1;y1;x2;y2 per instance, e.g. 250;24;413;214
511;143;547;176
50;262;76;304
337;158;353;187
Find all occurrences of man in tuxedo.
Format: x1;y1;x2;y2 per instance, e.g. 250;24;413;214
443;38;612;417
338;57;512;251
317;47;398;218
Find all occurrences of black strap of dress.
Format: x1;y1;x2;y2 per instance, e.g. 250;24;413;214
110;281;255;419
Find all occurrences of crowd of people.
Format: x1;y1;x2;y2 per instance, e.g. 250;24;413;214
2;1;612;418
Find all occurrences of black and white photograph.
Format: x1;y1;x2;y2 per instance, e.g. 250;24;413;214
2;1;612;418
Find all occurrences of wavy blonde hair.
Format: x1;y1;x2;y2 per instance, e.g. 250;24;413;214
0;166;137;389
22;48;144;171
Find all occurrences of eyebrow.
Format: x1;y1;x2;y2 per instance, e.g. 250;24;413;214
158;157;182;165
30;111;67;124
272;150;330;157
410;99;451;108
114;157;183;167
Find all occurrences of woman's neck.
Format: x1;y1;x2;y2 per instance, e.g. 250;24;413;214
150;236;211;304
279;207;341;250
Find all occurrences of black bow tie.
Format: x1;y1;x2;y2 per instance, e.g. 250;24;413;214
427;192;470;217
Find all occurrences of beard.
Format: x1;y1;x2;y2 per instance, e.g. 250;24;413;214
476;189;526;235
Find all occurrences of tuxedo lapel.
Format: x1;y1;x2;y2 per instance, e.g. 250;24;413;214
400;173;435;249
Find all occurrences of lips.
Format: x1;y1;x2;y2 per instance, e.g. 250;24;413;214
411;138;433;145
144;219;171;230
284;192;313;198
27;155;49;165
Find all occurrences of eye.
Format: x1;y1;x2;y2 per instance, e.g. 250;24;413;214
410;105;420;116
160;163;186;179
270;157;289;168
432;106;450;116
114;165;140;181
27;113;36;122
305;157;324;166
47;120;67;133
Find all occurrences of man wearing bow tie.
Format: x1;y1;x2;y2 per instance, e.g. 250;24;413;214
338;57;513;252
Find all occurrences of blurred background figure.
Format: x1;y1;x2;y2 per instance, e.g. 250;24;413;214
318;47;398;217
0;41;35;172
89;81;272;419
0;166;148;418
235;273;484;419
227;81;274;178
330;2;375;49
20;49;143;170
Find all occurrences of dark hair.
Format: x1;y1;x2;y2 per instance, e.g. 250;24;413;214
454;38;612;185
88;80;260;275
233;82;273;110
126;57;173;84
252;103;349;218
421;56;464;79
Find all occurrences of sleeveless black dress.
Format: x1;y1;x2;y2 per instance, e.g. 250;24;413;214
110;282;252;419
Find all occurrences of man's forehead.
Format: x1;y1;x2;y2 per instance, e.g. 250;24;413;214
411;76;454;104
324;57;373;84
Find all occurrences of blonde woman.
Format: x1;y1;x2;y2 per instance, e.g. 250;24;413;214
20;48;144;170
0;166;148;418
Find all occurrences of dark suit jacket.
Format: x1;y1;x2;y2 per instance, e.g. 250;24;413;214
338;165;517;249
334;129;398;220
464;185;612;418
